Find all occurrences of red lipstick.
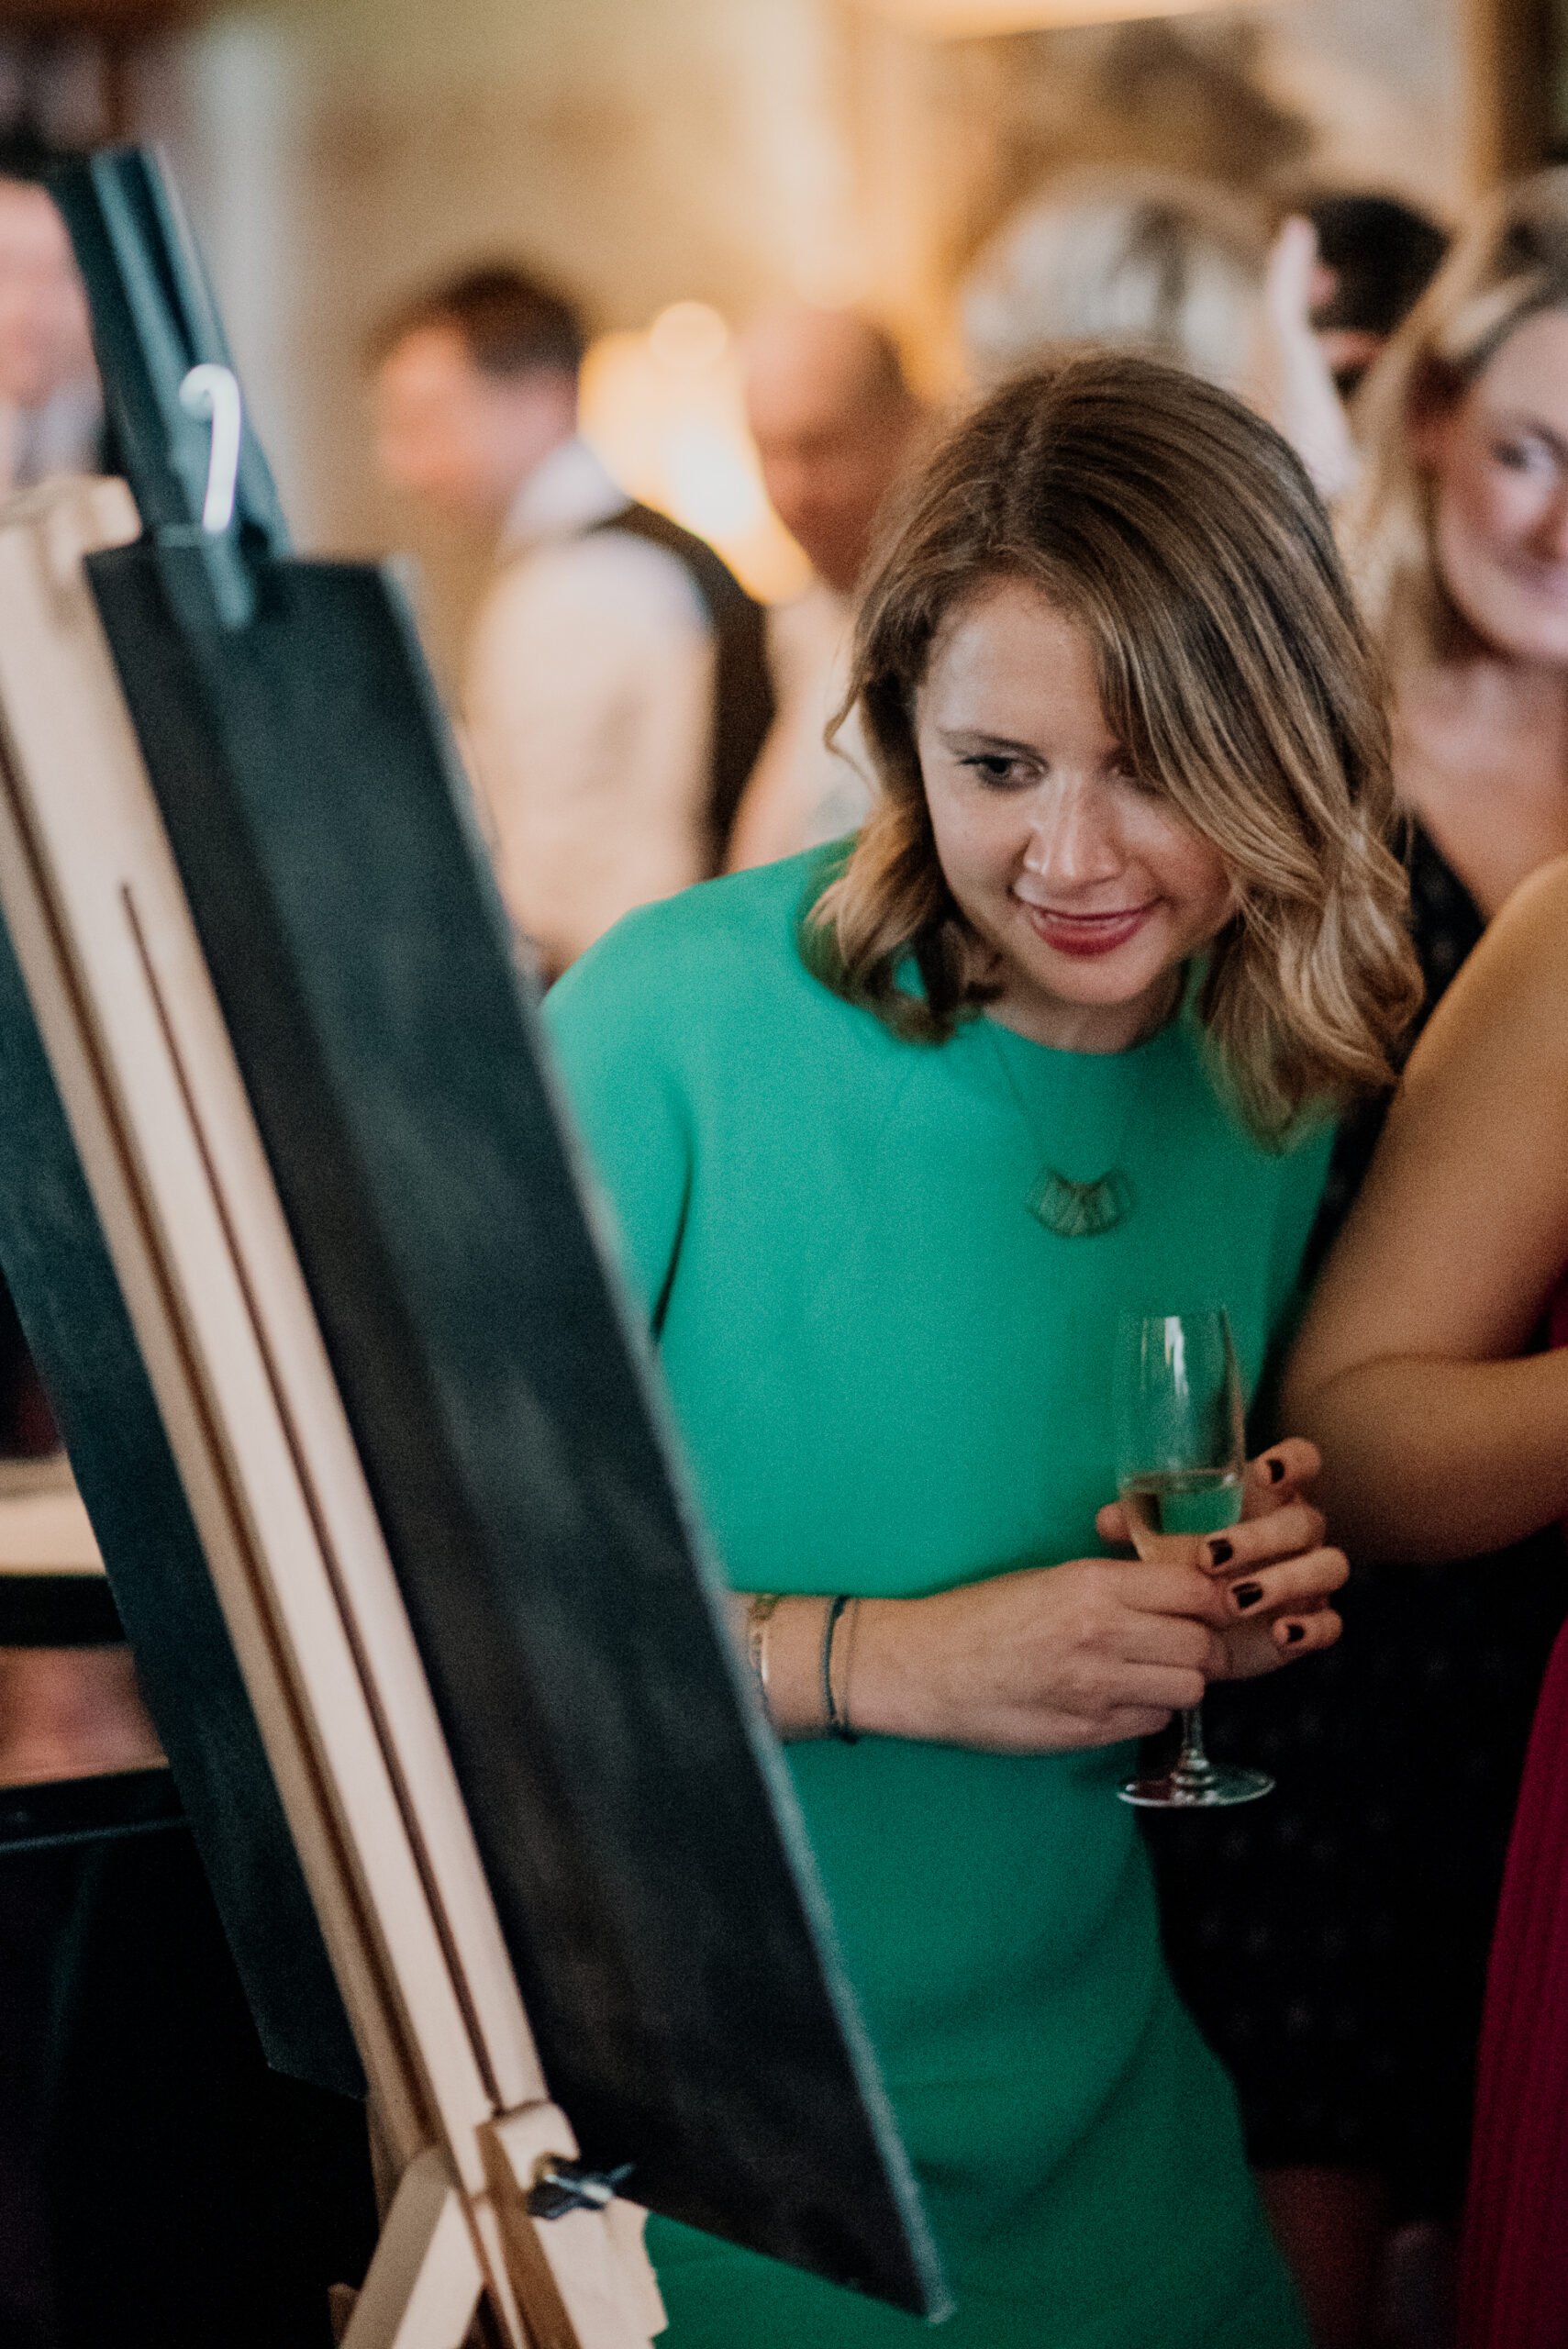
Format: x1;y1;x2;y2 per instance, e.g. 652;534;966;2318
1018;899;1157;958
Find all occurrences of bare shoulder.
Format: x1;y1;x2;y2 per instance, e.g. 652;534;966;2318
1479;852;1568;976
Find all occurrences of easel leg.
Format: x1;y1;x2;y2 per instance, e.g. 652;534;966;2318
340;2144;485;2349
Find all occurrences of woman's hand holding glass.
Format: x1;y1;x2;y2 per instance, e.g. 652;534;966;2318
749;1450;1345;1753
1096;1437;1344;1683
862;1503;1342;1755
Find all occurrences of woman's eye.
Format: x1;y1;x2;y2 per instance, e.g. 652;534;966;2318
962;753;1022;785
1492;436;1552;475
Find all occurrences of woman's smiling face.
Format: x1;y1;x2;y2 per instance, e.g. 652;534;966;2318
916;573;1236;1053
1418;308;1568;666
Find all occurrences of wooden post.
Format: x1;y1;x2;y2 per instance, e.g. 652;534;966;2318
1462;0;1555;194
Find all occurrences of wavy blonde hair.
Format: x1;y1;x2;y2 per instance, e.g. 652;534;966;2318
961;166;1270;396
1345;169;1568;672
805;352;1420;1141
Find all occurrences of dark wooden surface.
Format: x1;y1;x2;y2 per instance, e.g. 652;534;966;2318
0;1574;121;1647
0;1765;183;1855
0;913;362;2096
86;540;943;2318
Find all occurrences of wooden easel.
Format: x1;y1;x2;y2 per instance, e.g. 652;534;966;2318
0;473;665;2349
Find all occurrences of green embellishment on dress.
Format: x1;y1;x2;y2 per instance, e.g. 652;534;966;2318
1027;1167;1134;1239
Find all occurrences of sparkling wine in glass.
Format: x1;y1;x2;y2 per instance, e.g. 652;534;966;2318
1113;1308;1273;1809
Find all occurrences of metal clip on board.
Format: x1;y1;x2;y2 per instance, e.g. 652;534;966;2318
51;147;286;631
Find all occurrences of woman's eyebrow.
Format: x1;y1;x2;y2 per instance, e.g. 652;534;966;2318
939;727;1040;753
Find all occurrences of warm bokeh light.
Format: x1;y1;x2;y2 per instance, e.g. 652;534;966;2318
855;0;1248;31
579;303;813;606
647;299;732;373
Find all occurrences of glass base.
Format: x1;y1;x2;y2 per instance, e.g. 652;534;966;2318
1118;1760;1274;1809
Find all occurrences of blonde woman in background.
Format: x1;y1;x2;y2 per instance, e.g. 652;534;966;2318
960;167;1270;396
1150;170;1568;2349
1349;170;1568;912
959;168;1358;506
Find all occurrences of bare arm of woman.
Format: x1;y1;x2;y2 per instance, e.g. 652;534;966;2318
1251;215;1359;505
1282;854;1568;1563
741;1444;1346;1751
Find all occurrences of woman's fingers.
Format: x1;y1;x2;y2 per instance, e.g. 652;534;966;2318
918;1542;1342;1752
905;1559;1232;1750
1101;1441;1322;1544
1118;1609;1225;1676
1201;1498;1326;1575
1071;1662;1208;1726
1216;1594;1344;1681
1271;1604;1342;1657
1240;1438;1321;1519
1118;1561;1235;1620
1219;1543;1349;1620
1109;1664;1208;1715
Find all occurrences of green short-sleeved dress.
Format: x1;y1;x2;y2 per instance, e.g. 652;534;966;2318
544;850;1325;2349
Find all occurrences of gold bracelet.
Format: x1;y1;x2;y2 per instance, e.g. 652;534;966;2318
746;1593;782;1717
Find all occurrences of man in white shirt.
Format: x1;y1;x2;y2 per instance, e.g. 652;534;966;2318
373;268;770;977
727;307;928;873
0;153;103;496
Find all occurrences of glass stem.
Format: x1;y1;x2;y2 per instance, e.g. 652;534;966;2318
1173;1704;1214;1788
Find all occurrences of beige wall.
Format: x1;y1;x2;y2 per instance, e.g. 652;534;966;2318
128;0;1469;680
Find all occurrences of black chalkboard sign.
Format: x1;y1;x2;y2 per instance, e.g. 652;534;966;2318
43;148;945;2316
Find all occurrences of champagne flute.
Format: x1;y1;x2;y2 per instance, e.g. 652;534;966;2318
1112;1308;1273;1809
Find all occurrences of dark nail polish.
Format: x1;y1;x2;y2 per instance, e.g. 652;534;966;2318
1207;1538;1234;1568
1284;1621;1306;1643
1232;1581;1263;1610
1268;1456;1286;1483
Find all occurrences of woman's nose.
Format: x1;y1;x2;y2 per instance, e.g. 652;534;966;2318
1021;780;1122;885
1529;483;1568;564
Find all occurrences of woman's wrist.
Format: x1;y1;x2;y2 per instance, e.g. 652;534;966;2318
758;1595;828;1740
742;1592;906;1742
840;1598;920;1742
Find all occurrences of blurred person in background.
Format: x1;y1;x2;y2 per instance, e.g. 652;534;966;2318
956;167;1355;507
372;266;772;979
959;166;1270;399
0;144;125;2349
1280;852;1568;2349
1149;169;1568;2349
1345;171;1568;921
1302;192;1450;401
0;133;102;495
727;306;928;871
0;131;96;1463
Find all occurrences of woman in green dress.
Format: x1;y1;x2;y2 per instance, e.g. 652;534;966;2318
543;355;1419;2349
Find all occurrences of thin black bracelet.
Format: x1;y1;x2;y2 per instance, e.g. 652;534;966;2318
822;1594;860;1744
